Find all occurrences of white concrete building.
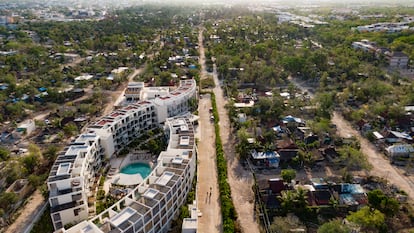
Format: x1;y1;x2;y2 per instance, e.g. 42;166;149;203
124;82;145;102
59;115;196;233
356;22;411;33
182;201;197;233
87;101;158;158
153;79;197;124
48;79;197;231
48;133;104;230
124;82;170;103
351;40;378;53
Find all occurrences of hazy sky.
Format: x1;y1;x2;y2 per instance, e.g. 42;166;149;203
3;0;414;8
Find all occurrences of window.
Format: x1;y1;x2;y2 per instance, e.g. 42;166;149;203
53;213;61;221
74;208;81;216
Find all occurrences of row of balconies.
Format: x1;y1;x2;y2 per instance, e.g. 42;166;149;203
51;199;85;213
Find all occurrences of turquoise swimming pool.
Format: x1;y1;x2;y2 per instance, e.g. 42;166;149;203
120;162;151;178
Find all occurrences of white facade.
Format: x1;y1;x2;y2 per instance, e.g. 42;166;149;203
124;82;170;103
49;79;197;231
61;116;196;233
124;82;144;102
182;201;197;233
153;80;197;123
87;101;158;158
48;133;104;229
351;40;377;53
356;22;411;33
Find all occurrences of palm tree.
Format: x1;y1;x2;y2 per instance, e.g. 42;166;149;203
279;190;295;214
294;187;308;210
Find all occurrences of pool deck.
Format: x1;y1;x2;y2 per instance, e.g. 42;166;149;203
104;154;153;192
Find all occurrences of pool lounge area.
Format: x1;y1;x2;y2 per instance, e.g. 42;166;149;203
108;153;154;187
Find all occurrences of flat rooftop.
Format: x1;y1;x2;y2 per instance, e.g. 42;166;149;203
156;172;174;186
143;188;159;199
110;207;136;227
56;162;71;176
179;136;190;146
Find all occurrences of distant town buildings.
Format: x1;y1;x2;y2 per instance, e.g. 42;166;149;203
355;22;412;33
352;39;409;68
277;11;328;28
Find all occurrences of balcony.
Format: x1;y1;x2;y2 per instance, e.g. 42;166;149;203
51;200;84;213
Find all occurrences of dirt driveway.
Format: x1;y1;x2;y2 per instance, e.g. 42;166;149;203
5;190;45;233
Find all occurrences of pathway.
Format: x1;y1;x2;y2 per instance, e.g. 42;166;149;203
197;95;223;233
197;27;223;233
5;190;45;233
332;112;414;200
212;63;260;233
198;28;260;233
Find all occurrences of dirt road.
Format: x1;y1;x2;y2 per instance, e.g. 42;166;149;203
212;64;260;233
290;77;414;200
197;95;223;233
5;190;45;233
331;112;414;199
102;67;144;116
197;27;223;233
197;28;260;233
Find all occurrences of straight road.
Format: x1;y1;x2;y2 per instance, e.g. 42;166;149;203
197;27;223;233
212;63;260;233
198;28;260;233
197;95;223;233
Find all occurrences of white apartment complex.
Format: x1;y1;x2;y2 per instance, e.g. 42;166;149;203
48;133;104;229
153;79;197;124
351;39;378;53
124;82;170;103
356;22;411;33
352;40;410;68
48;79;197;231
58;116;196;233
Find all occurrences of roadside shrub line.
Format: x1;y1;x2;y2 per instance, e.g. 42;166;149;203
210;92;238;233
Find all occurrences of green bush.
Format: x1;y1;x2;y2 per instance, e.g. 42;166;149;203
211;92;239;233
96;190;105;200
